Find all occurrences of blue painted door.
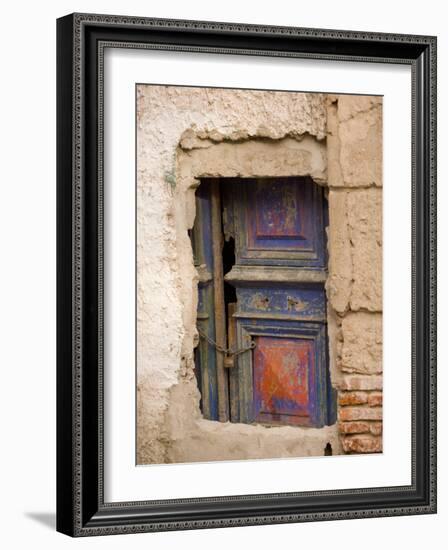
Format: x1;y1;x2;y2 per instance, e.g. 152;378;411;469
192;177;335;427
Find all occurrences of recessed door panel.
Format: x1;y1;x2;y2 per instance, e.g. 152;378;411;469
254;336;313;425
236;284;326;321
234;177;326;267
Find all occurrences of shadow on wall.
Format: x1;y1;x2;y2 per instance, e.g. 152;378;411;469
24;512;56;531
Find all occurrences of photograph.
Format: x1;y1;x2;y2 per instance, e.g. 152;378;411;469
136;85;383;464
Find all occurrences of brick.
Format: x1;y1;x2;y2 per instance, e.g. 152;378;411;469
368;392;383;407
327;189;382;314
338;391;368;406
342;435;382;454
347;191;382;312
339;421;370;434
338;101;383;188
369;422;383;436
340;421;382;435
340;312;382;374
326;191;352;313
339;375;382;391
337;95;382;124
339;406;383;422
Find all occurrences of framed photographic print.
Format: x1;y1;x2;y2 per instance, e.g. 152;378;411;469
56;13;437;536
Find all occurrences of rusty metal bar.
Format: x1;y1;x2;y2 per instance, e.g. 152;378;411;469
210;180;229;422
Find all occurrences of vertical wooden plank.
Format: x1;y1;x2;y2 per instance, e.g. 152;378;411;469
193;184;219;420
225;303;236;369
210;180;229;421
227;303;239;421
237;325;255;424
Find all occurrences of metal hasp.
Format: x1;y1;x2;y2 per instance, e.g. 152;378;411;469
192;177;336;427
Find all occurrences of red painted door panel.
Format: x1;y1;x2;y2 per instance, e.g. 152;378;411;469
253;336;314;426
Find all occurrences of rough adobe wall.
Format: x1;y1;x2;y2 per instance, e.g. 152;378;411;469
136;85;382;463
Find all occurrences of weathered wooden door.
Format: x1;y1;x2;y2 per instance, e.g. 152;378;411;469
192;177;335;427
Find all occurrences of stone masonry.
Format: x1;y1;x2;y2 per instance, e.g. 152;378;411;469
326;94;383;454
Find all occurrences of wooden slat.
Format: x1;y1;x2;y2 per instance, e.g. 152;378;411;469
210;180;229;421
227;302;240;421
225;303;237;369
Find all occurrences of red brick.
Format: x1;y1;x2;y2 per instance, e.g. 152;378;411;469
342;435;382;454
369;422;383;435
339;391;368;406
339;421;370;434
339;406;383;421
368;392;383;407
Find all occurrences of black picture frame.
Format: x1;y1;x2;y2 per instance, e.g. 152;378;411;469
56;13;437;536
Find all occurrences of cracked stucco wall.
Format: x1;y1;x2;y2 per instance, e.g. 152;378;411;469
136;85;382;463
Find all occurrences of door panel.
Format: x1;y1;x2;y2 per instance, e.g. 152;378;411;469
235;284;326;321
233;319;328;427
254;336;312;424
233;177;327;267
